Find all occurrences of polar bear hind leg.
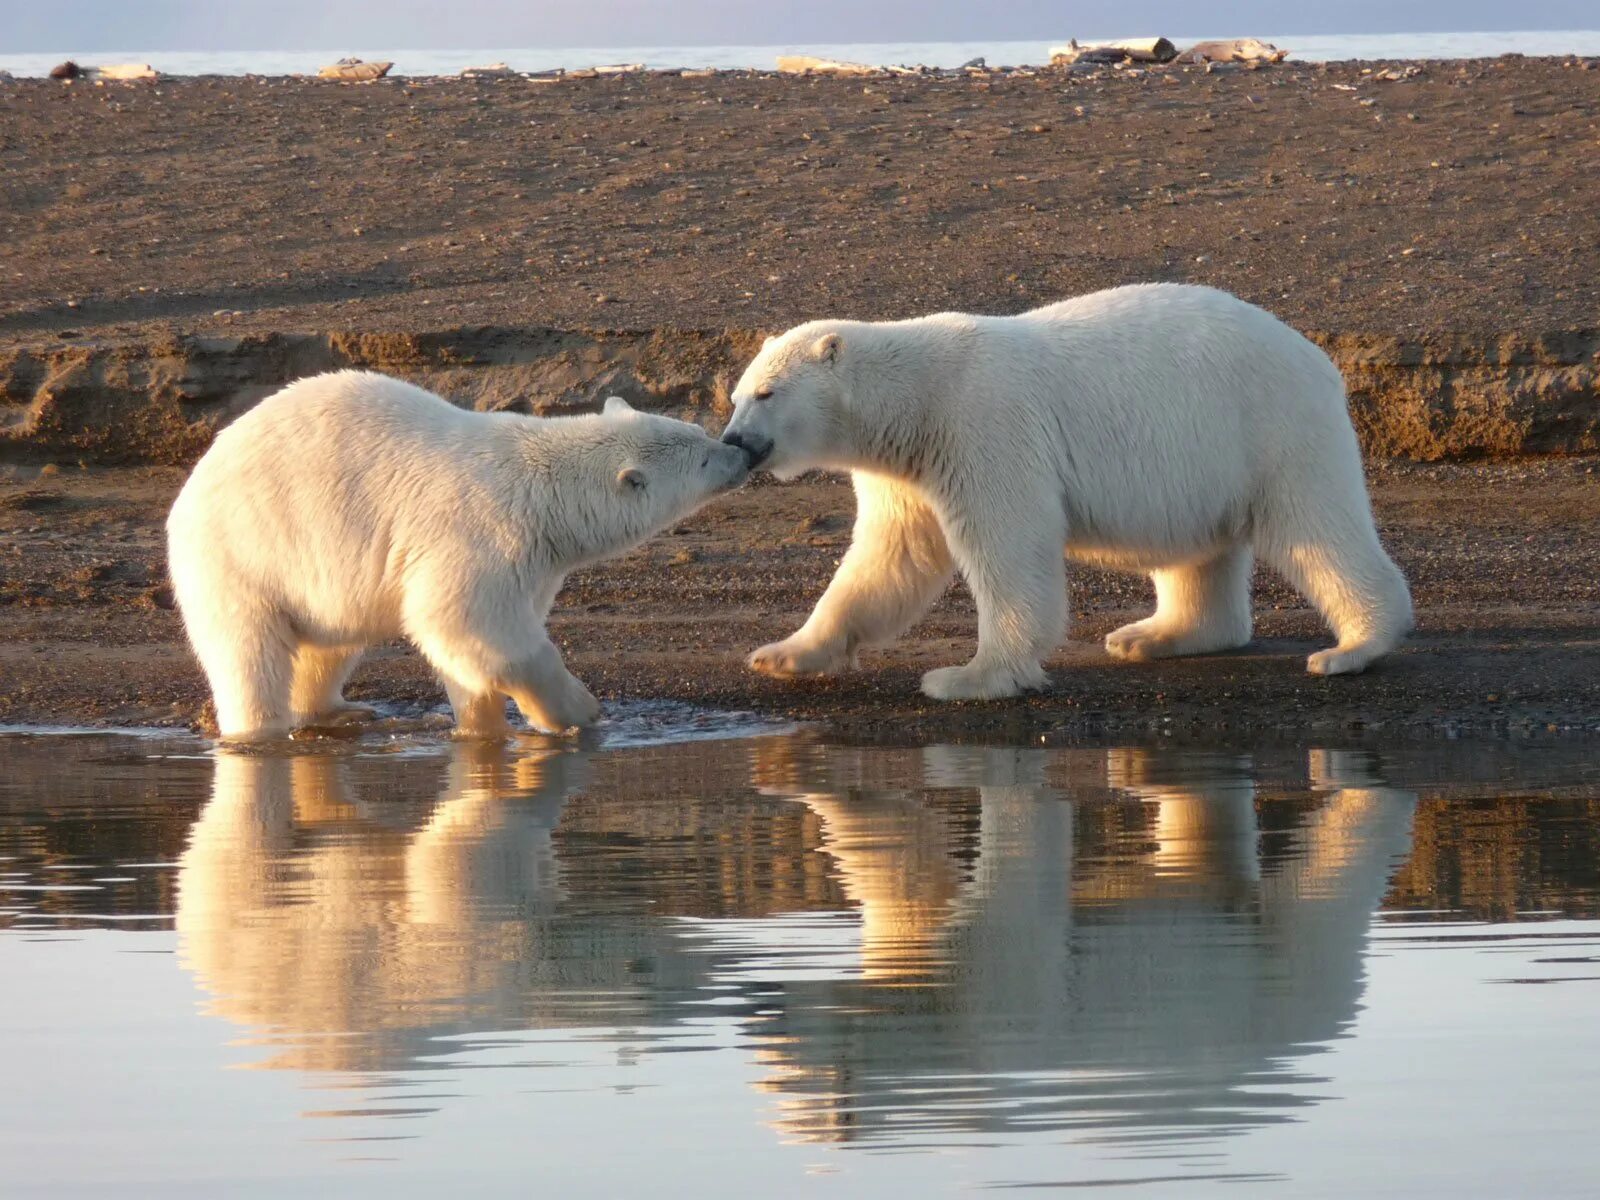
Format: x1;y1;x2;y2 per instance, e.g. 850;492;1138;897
289;645;372;725
1105;544;1255;662
1255;477;1413;675
186;605;297;741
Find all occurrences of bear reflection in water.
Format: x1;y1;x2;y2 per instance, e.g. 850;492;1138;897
174;739;1416;1145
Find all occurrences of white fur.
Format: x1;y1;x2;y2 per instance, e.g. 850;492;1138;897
720;284;1412;700
167;371;747;739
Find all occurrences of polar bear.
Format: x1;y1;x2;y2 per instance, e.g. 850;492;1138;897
719;284;1412;701
167;370;748;740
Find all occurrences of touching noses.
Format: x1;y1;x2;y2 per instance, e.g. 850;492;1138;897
720;427;774;469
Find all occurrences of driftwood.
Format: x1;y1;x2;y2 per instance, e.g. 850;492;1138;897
1050;37;1177;65
592;63;644;75
51;61;159;82
776;55;879;77
94;62;159;81
1178;39;1288;64
317;58;393;81
461;62;514;77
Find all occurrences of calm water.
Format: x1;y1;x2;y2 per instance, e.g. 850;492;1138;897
5;31;1600;76
3;720;1599;1197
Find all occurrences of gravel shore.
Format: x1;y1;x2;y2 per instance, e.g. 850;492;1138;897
2;459;1596;741
2;56;1596;344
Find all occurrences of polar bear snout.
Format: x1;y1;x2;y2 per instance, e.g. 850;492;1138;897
720;428;774;470
711;440;753;489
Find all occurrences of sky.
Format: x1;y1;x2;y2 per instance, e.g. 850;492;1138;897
9;0;1599;52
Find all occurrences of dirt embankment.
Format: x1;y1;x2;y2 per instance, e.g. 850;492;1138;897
2;323;1598;465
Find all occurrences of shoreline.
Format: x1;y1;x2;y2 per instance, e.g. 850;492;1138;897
6;38;1600;77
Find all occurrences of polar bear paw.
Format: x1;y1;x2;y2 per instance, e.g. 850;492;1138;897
523;677;602;734
1104;620;1183;662
1307;646;1378;676
289;702;377;736
553;681;603;731
921;661;1047;702
748;637;852;677
311;701;378;724
1105;619;1251;662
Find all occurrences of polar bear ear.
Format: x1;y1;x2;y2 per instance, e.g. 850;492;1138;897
812;333;841;365
616;466;646;491
603;396;634;416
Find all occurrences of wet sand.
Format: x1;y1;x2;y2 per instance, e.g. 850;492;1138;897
2;459;1596;740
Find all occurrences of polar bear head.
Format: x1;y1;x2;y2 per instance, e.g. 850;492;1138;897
720;323;850;480
562;398;749;556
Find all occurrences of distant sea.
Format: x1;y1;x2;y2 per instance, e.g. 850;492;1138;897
4;30;1600;77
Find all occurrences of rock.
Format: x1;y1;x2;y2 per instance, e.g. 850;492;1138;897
49;61;83;80
959;57;987;70
1050;37;1177;65
93;62;159;81
1179;39;1288;65
317;58;393;81
775;55;880;77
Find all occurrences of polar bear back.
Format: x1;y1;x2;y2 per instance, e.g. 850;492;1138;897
946;284;1345;456
169;371;536;619
166;370;743;656
931;285;1355;564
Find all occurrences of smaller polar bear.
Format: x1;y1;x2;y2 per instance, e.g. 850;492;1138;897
719;284;1412;701
167;371;748;740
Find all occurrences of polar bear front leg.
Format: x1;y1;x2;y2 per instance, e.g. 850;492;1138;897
496;637;602;734
442;678;514;738
290;645;375;726
922;513;1064;701
1104;546;1255;662
411;594;600;735
750;472;954;678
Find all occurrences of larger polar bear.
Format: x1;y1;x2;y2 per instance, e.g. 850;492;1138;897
719;284;1412;701
168;370;748;740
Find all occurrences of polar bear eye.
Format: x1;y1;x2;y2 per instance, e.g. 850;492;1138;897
754;387;775;401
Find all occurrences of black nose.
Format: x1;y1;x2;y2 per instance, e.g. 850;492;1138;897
720;430;773;468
